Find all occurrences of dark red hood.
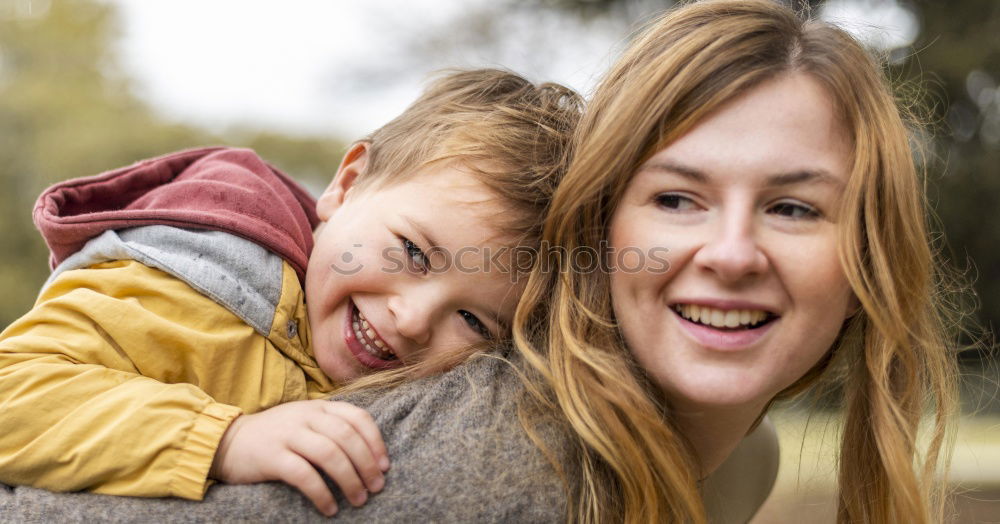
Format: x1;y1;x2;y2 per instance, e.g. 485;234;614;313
33;147;321;284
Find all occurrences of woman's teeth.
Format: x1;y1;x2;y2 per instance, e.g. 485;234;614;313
352;308;396;360
673;304;771;329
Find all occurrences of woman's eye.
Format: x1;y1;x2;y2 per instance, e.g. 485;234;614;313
402;238;427;272
654;193;698;211
770;201;820;220
459;310;491;339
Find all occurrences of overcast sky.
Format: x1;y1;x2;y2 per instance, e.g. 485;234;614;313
106;0;917;141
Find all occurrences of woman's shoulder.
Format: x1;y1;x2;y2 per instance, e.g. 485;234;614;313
333;351;527;420
326;351;570;521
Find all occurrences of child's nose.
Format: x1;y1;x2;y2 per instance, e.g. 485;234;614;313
387;293;434;346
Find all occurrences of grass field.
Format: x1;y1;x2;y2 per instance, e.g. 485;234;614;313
751;412;1000;523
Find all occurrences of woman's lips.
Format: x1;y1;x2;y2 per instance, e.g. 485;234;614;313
672;306;776;351
343;300;402;371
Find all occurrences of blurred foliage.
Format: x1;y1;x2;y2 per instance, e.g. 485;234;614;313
900;0;1000;366
516;0;824;18
0;0;345;327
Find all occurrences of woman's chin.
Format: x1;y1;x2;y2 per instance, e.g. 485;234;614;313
664;375;774;412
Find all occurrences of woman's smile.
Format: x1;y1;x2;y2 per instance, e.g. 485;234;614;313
669;301;779;351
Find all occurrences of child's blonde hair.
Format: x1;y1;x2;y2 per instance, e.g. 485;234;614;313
356;68;582;244
340;68;583;389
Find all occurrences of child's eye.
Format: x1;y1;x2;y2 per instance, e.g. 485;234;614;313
769;201;821;220
654;193;698;211
401;238;428;273
458;310;491;339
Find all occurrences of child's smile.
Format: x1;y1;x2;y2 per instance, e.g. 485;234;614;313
345;299;398;368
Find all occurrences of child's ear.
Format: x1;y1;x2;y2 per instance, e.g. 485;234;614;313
317;142;369;220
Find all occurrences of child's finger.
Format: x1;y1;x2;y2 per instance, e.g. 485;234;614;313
274;452;338;517
325;401;390;471
291;430;370;507
310;413;386;494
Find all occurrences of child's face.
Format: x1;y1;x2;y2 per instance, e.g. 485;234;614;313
306;145;525;383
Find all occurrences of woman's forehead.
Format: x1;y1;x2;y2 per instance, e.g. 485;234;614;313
637;73;851;184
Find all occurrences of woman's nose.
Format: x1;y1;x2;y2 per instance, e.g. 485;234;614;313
692;211;768;283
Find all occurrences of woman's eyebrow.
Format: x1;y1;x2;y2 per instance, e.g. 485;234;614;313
640;160;842;188
764;169;843;188
640;160;708;183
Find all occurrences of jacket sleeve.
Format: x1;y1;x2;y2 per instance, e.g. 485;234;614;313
0;260;244;500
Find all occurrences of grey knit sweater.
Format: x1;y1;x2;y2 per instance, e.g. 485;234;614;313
0;353;778;523
0;354;571;523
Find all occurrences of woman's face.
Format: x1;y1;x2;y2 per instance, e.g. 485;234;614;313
609;72;856;411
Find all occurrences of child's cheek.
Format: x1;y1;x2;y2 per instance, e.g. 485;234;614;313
327;240;397;291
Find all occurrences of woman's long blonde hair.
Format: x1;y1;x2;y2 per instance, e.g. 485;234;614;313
512;1;959;522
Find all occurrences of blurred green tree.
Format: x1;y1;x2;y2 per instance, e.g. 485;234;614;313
902;0;1000;365
0;0;345;327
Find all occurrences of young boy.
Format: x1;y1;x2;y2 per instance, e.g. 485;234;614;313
0;69;581;516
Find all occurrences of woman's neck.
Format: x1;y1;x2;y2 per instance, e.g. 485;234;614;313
670;399;769;478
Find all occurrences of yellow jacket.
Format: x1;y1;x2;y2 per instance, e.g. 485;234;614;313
0;257;335;500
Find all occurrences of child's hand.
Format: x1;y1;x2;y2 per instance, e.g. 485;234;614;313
210;400;390;517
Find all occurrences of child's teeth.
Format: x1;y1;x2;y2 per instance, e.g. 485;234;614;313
352;305;396;361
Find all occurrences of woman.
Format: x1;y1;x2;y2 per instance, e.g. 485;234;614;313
514;0;958;522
